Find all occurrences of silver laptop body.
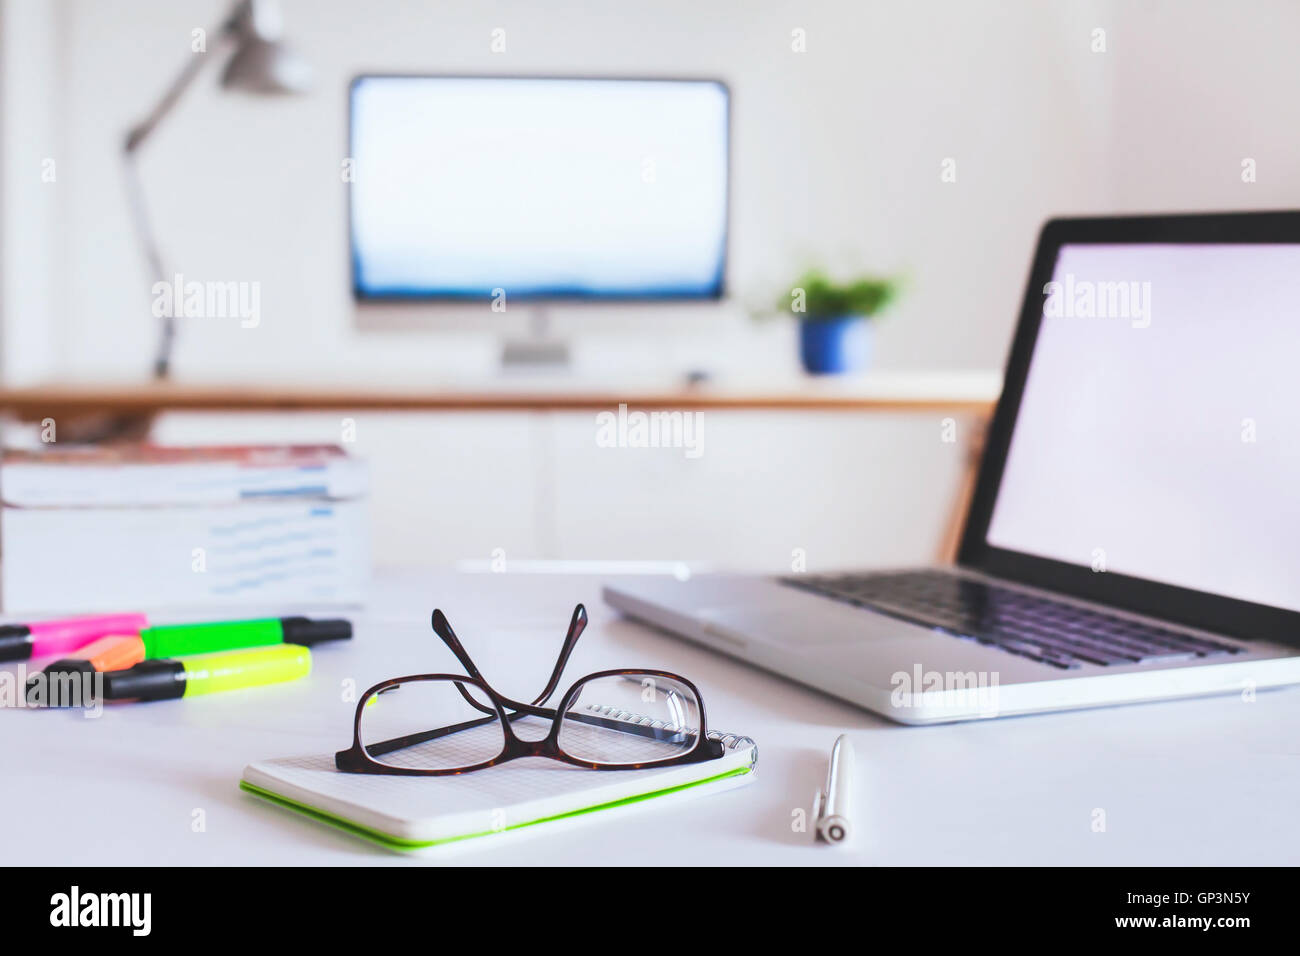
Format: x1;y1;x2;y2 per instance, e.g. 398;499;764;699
605;213;1300;723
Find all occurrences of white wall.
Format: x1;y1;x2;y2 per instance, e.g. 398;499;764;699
6;0;1299;571
0;0;63;382
1107;1;1300;211
45;0;1122;377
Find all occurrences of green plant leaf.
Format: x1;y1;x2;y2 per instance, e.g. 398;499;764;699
779;269;900;320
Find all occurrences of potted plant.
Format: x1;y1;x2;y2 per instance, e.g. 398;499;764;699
778;270;900;375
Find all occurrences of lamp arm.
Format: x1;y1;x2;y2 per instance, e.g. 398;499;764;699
120;8;241;379
121;152;175;379
124;1;249;153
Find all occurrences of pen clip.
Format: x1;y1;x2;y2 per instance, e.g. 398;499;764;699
814;735;852;844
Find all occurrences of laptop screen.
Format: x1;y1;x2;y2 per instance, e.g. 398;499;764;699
985;242;1300;613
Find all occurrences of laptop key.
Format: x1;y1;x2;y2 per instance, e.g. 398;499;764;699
779;570;1246;671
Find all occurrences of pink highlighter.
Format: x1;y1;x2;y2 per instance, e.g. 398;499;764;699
0;613;149;662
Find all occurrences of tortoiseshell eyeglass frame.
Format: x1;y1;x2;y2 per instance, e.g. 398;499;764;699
335;603;724;776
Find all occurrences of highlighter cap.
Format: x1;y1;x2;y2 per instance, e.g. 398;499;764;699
34;659;96;679
103;659;186;702
280;616;352;646
0;625;34;662
25;660;95;707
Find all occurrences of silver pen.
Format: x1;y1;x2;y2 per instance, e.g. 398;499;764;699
813;734;854;844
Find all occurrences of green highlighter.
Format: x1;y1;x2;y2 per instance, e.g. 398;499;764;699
103;644;311;701
139;616;351;659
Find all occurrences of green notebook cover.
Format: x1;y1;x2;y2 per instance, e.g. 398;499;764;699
240;761;753;852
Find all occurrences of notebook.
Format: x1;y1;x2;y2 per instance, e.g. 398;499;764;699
1;444;368;613
240;705;758;853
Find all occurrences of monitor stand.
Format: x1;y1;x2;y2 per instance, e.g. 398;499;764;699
501;306;571;369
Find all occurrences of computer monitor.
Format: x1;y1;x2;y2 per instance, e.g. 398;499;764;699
348;76;730;304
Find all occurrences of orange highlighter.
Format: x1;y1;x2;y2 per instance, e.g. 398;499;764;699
38;635;145;678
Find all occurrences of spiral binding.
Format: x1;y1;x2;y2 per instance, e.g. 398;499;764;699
583;703;756;752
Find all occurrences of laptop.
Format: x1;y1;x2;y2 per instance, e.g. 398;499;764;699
605;212;1300;723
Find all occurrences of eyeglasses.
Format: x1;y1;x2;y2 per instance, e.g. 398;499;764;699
335;604;725;775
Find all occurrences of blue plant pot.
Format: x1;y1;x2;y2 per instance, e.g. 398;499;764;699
799;315;872;375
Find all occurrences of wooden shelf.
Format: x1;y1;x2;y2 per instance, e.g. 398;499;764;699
0;373;1000;421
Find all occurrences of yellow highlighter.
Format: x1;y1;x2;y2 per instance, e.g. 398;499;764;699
101;644;310;702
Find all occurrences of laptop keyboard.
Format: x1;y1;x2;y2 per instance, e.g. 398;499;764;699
779;570;1243;670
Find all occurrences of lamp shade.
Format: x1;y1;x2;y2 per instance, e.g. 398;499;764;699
221;36;312;94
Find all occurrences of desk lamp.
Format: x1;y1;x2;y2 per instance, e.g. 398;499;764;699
123;0;312;380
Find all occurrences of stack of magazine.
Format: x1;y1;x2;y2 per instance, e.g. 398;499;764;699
0;444;368;613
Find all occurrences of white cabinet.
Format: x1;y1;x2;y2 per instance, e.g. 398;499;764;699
154;409;971;573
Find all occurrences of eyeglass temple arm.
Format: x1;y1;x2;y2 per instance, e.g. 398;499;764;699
429;609;504;715
430;609;488;681
530;603;588;706
429;605;587;715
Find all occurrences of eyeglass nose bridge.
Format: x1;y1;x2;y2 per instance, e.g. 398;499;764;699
496;715;564;757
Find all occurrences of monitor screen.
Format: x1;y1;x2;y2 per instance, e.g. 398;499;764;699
985;242;1300;612
349;76;729;300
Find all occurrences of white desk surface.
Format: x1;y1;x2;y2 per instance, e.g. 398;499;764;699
5;570;1298;866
